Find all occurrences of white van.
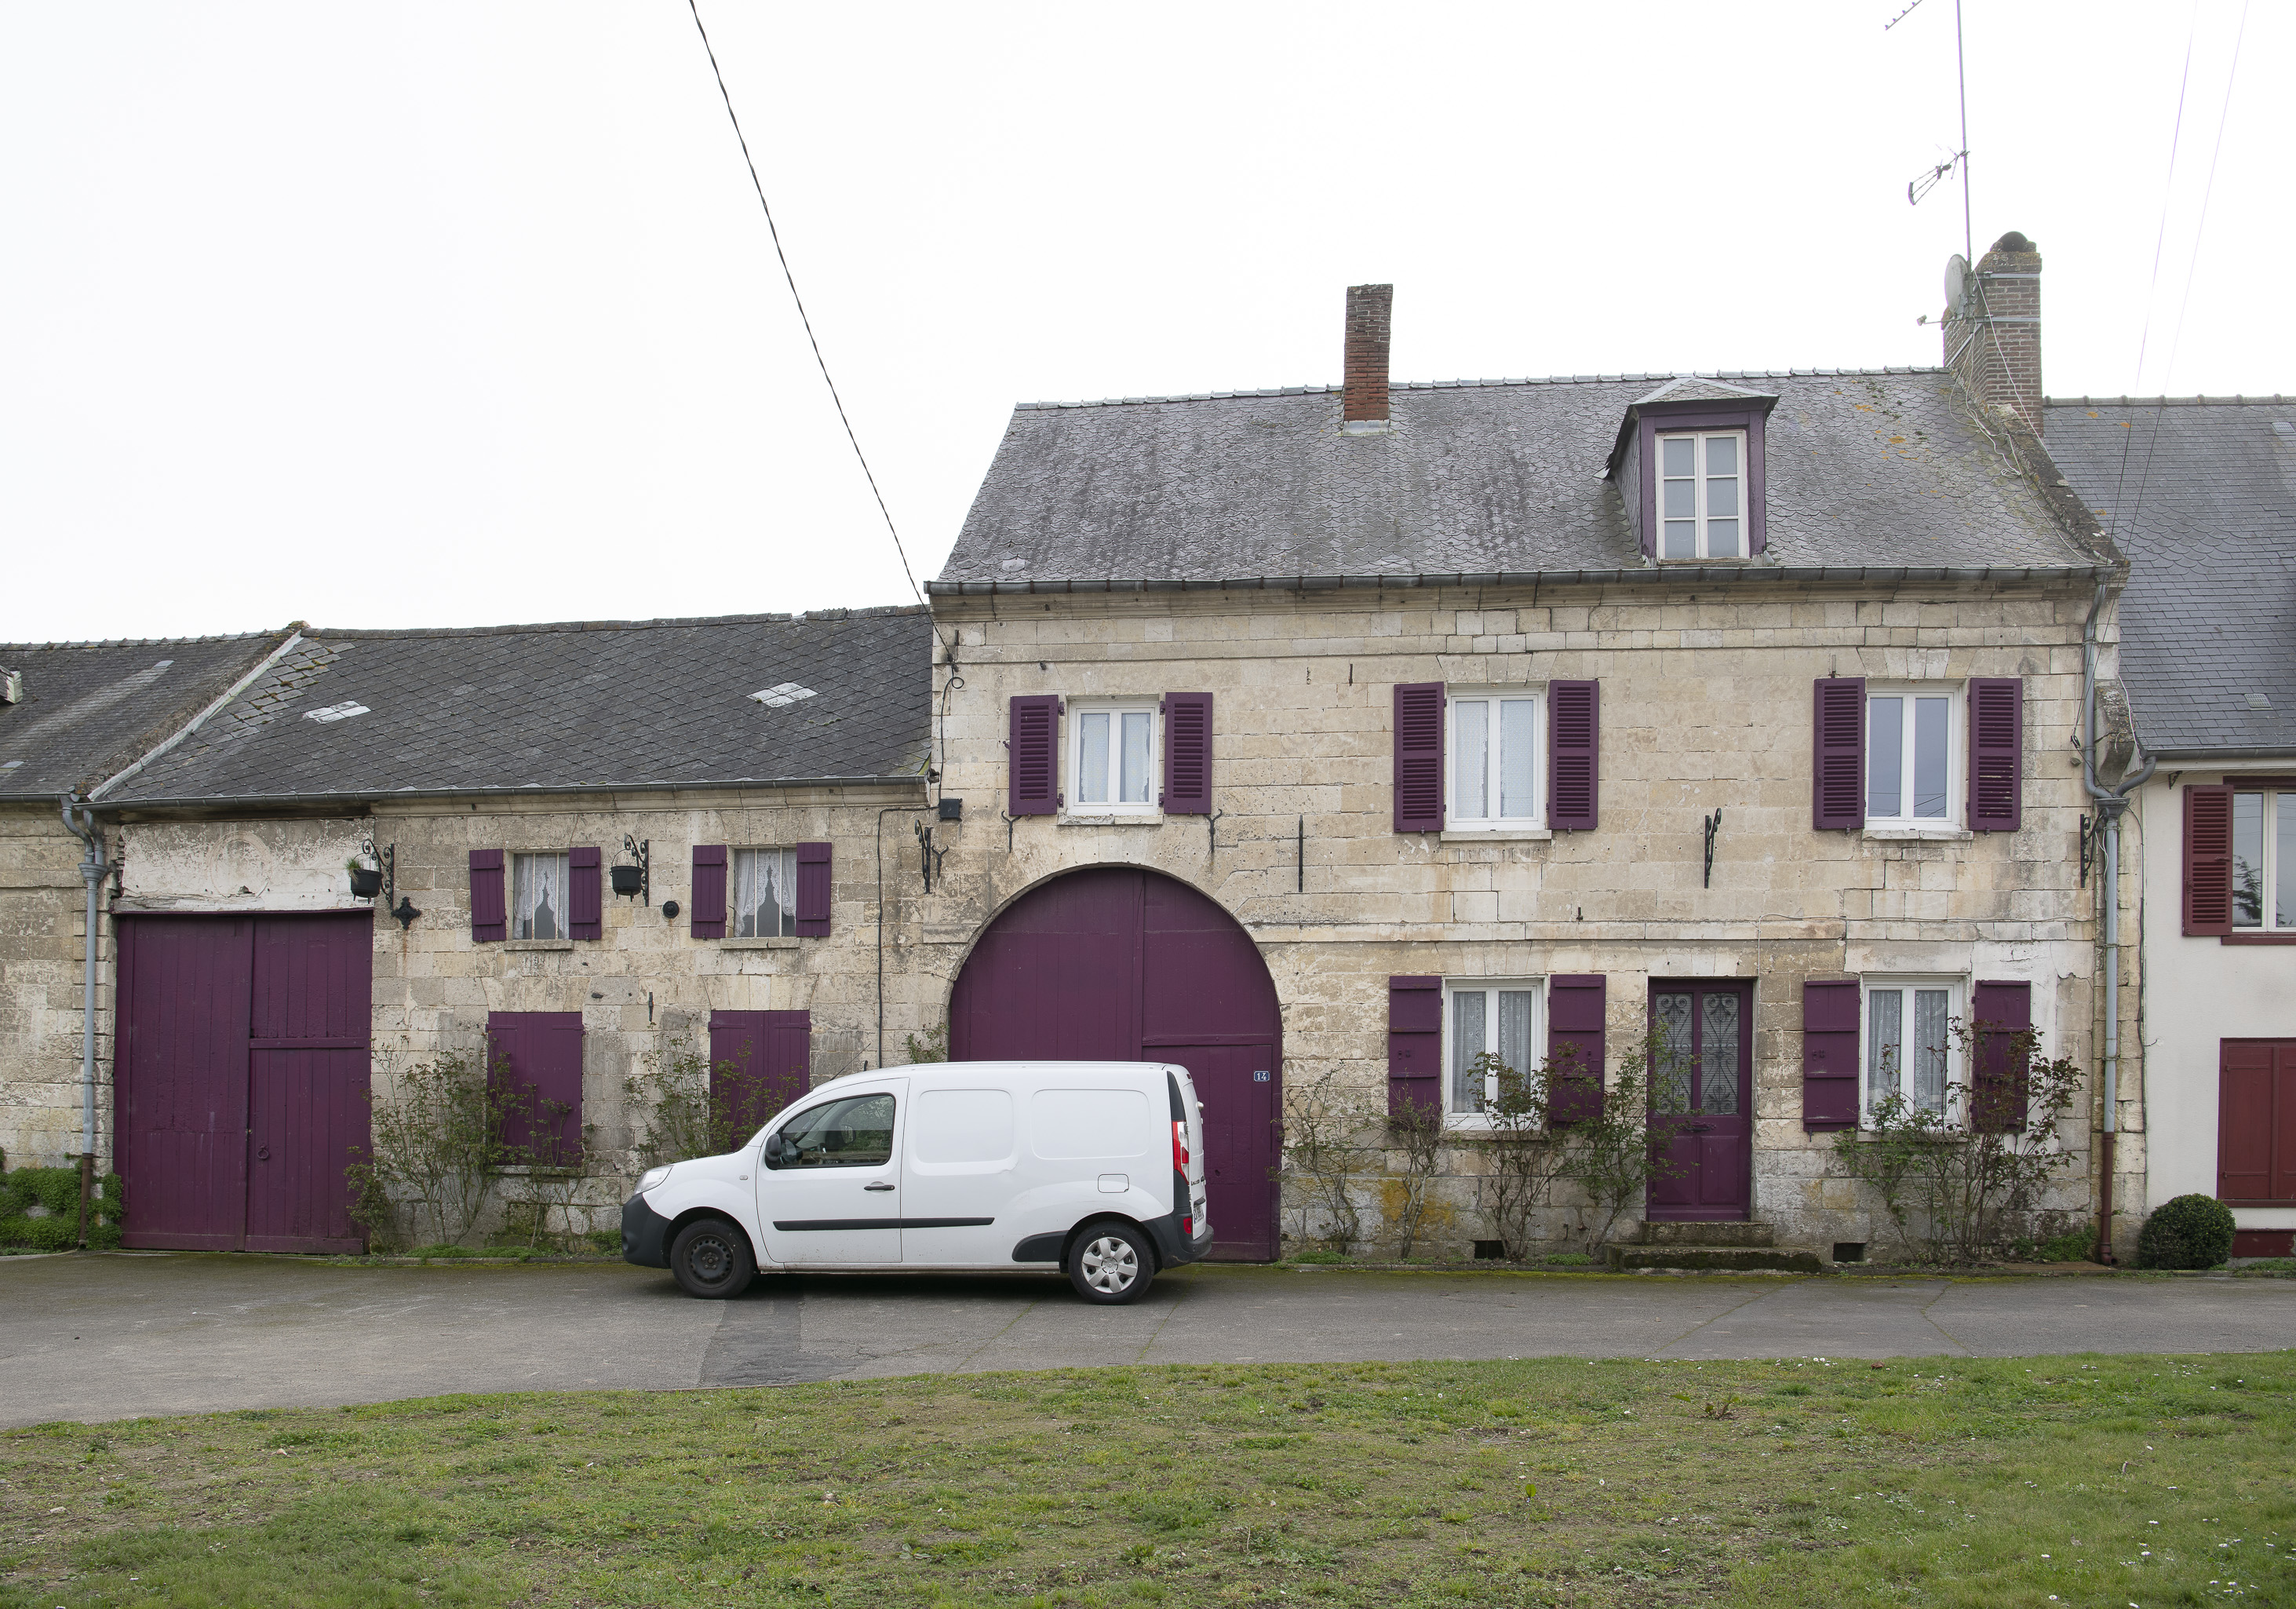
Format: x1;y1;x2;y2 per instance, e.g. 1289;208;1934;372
621;1060;1212;1304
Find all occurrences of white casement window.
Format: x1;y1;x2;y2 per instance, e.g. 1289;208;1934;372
1864;978;1960;1117
1658;432;1746;560
1447;686;1545;829
1443;978;1545;1122
733;848;798;938
511;852;570;941
1867;685;1959;826
1070;702;1160;813
2230;790;2296;929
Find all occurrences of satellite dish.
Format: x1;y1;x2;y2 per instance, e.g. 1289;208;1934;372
1944;254;1970;317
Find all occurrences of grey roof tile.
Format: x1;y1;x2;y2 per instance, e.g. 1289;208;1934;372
102;608;934;805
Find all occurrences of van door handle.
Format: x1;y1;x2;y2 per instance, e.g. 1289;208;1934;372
863;1181;895;1192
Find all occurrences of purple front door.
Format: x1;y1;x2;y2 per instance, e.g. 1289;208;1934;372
949;867;1282;1260
1644;980;1755;1221
117;913;373;1253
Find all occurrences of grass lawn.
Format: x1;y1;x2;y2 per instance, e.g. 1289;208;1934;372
2;1352;2291;1607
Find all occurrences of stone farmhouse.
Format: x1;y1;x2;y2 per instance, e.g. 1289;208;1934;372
2046;389;2296;1259
0;235;2176;1267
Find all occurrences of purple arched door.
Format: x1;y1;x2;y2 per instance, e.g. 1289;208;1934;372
949;867;1281;1261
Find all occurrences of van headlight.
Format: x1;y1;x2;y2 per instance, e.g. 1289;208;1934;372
637;1165;674;1195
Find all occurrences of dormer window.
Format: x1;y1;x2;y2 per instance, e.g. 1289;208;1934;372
1658;432;1744;559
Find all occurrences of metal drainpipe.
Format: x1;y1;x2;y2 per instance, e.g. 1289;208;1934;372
59;796;111;1251
2079;585;2157;1264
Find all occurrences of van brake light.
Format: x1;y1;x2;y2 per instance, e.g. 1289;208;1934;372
1172;1120;1190;1172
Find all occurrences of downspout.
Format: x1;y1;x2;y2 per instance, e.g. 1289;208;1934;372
59;795;111;1251
2080;583;2156;1264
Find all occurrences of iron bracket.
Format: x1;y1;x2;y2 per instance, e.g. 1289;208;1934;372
1702;808;1722;889
2079;814;2094;888
621;834;651;902
915;821;946;894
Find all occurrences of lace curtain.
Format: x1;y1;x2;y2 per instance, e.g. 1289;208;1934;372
734;848;797;938
512;852;568;940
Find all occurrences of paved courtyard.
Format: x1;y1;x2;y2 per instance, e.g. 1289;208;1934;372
4;1251;2290;1428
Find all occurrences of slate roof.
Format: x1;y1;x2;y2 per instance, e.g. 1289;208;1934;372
100;608;934;807
934;369;2108;592
2044;397;2296;757
0;632;292;801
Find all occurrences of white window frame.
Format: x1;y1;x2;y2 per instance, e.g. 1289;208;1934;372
1860;976;1963;1122
731;846;799;939
2229;787;2296;931
1445;685;1547;831
1066;699;1161;816
1656;430;1748;560
1864;682;1962;830
1439;976;1547;1128
511;851;570;942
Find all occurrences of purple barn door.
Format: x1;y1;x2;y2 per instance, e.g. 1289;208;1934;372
116;917;255;1251
1645;980;1755;1220
246;914;373;1252
949;866;1283;1260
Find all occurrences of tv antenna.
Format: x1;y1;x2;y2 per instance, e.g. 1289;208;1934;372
1890;0;1974;265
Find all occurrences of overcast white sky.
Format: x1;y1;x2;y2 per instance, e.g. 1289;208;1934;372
2;2;2282;644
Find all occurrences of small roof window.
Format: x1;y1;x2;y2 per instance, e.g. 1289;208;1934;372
750;682;818;707
304;700;370;723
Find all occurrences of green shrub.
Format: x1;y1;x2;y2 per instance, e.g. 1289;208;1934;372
2137;1194;2236;1270
0;1166;124;1251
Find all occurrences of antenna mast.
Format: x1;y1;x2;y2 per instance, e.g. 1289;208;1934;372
1892;0;1973;261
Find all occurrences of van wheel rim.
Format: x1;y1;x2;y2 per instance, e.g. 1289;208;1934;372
689;1237;731;1281
1080;1236;1138;1293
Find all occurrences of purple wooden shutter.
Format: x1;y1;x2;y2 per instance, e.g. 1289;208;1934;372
1394;683;1444;833
1802;979;1860;1130
1387;975;1441;1116
2216;1042;2279;1201
567;847;601;940
489;1010;585;1162
468;850;505;943
1968;677;2023;831
1969;980;2032;1133
1008;695;1061;815
2183;785;2234;936
1813;677;1865;830
691;845;727;939
1161;692;1213;815
710;1008;812;1135
1547;974;1606;1125
1549;680;1599;830
795;842;831;936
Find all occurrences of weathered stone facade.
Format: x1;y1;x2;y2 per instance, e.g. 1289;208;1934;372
918;578;2134;1259
0;808;115;1170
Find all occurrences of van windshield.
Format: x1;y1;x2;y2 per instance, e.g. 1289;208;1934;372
774;1093;895;1168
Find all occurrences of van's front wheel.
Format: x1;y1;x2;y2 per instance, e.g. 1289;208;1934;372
669;1217;755;1299
1068;1221;1155;1304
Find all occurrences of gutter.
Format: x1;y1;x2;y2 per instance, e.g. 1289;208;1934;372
100;775;930;813
925;564;2116;597
2129;746;2296;764
2079;582;2157;1267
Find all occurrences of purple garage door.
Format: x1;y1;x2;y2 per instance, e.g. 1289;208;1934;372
116;913;372;1253
948;867;1281;1261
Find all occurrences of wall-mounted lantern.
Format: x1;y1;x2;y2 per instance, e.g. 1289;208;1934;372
348;838;385;900
614;835;650;901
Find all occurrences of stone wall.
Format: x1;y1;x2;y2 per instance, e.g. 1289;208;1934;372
921;578;2134;1260
0;807;113;1170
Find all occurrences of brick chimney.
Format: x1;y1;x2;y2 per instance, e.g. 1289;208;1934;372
1342;283;1393;432
1944;232;2043;437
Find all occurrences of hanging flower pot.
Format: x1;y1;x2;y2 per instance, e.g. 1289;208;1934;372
348;867;384;899
610;863;644;897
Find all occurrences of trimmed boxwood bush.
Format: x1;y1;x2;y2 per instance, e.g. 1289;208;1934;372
2136;1193;2236;1270
1;1166;124;1252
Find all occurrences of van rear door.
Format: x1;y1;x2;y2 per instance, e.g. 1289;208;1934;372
1167;1067;1208;1235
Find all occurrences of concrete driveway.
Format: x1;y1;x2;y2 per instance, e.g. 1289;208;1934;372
4;1252;2291;1428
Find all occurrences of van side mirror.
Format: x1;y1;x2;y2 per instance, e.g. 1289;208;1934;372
762;1131;785;1169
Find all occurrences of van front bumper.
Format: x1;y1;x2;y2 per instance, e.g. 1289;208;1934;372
621;1193;672;1268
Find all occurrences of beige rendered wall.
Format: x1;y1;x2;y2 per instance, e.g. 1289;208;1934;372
922;581;2127;1258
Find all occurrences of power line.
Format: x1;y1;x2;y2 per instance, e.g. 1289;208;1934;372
684;0;949;651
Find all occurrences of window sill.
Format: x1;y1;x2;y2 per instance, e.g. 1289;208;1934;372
504;939;577;952
1441;826;1552;843
2221;932;2296;946
1059;812;1164;827
721;936;801;950
1860;826;1973;842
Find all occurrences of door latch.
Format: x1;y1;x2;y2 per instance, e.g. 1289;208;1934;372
863;1181;895;1192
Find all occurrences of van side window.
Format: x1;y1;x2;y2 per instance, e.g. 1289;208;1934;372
774;1093;894;1168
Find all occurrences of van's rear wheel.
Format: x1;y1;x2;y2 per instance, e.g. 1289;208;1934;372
669;1217;755;1299
1067;1221;1154;1304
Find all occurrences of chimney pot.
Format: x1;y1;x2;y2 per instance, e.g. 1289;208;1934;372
1342;283;1393;429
